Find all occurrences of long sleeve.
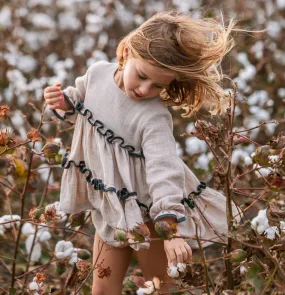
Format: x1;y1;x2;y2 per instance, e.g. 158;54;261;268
141;108;186;223
52;64;92;123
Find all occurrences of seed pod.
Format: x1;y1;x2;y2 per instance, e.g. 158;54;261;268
77;249;91;260
114;229;127;242
230;249;247;263
42;143;60;162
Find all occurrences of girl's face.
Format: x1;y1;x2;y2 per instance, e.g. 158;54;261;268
119;49;175;100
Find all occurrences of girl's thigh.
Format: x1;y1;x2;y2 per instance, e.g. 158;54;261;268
135;221;175;292
92;232;133;295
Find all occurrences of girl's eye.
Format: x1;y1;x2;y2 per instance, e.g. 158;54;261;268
138;74;147;80
155;85;164;89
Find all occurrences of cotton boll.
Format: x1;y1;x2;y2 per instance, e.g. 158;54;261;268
250;41;264;59
30;13;56;29
63;247;74;258
1;215;21;229
277;88;285;98
247;90;269;106
244;156;253;166
239;64;256;81
264;226;280;240
74;35;95;56
231;149;250;166
240;265;247;275
29;281;39;291
55;252;65;259
136;289;145;295
0;6;12;28
25;236;42;262
38;231;51;242
186;122;196;134
68;252;79;265
17;55;38;74
257;223;269;234
185;137;207;156
194;154;209;170
236;52;250;66
45;53;58;69
249;106;270;121
277;0;285;8
177;263;186;272
266;21;281;38
55;240;66;253
22;223;35;236
58;11;81;31
255;167;272;178
167;264;179;278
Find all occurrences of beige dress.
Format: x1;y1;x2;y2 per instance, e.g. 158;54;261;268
53;61;240;250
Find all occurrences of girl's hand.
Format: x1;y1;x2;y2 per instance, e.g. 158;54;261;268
164;237;192;266
43;82;64;110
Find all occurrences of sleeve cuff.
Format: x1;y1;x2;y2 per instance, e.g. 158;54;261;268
52;92;76;122
153;211;186;223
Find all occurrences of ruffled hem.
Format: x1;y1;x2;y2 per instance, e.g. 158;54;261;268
60;153;151;250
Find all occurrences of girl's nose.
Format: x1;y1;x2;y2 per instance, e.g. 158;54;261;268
139;82;152;96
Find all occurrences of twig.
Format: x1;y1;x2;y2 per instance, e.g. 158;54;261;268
194;220;211;295
74;240;105;294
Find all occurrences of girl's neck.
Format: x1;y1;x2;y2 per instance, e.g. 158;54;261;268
114;68;125;91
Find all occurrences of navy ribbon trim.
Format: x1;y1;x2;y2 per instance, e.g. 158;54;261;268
181;181;206;209
61;152;138;199
52;92;76;121
53;95;144;159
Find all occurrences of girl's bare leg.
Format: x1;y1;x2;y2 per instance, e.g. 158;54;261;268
92;232;133;295
136;221;176;293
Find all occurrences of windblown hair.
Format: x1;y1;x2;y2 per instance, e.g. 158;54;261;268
116;10;236;117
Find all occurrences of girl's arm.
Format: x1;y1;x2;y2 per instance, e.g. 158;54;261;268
141;109;186;223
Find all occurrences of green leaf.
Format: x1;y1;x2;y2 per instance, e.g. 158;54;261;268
246;263;264;292
9;288;17;295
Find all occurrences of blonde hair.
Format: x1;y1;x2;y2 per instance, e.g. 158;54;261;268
116;10;237;117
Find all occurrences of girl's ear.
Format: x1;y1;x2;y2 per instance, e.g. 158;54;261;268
123;47;128;60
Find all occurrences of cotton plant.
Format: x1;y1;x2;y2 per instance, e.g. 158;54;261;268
167;262;187;278
45;201;67;222
0;214;21;235
251;208;284;240
27;272;46;295
22;222;52;262
136;277;160;295
54;240;91;265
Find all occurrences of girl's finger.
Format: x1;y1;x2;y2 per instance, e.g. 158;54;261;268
167;248;177;266
184;242;192;261
175;247;183;264
45;92;62;100
180;246;188;262
44;86;61;94
46;96;62;104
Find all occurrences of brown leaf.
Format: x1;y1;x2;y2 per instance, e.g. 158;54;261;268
27;130;42;143
269;132;285;150
0;105;10;117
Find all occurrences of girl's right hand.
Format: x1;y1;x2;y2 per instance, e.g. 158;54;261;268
43;82;64;110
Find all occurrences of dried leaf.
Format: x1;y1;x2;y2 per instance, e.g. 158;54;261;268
27;130;42;143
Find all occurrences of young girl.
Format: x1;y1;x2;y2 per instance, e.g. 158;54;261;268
44;10;240;294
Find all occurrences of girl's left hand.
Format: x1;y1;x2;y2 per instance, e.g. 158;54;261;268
164;237;192;266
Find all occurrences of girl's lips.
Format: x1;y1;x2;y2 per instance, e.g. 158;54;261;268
133;90;143;98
